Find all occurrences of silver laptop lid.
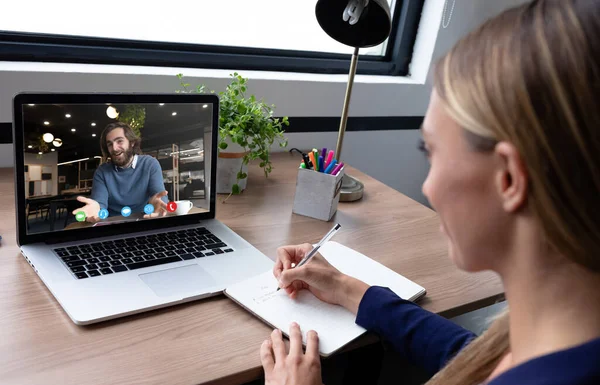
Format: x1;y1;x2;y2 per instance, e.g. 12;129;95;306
13;93;219;246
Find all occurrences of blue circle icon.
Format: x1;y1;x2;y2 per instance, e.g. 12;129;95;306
121;206;132;217
98;208;109;220
143;204;155;215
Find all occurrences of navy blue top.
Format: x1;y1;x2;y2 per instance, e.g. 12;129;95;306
91;155;168;216
356;286;600;384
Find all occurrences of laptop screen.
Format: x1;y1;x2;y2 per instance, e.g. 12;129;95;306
20;101;213;235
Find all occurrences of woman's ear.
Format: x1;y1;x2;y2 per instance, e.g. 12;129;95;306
494;141;528;212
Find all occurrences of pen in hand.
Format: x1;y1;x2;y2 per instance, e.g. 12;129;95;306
276;223;341;291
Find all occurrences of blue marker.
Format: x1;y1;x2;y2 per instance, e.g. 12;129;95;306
98;209;109;220
324;159;338;174
121;206;132;217
144;204;155;215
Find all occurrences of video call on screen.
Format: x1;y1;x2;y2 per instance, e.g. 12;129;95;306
22;102;213;234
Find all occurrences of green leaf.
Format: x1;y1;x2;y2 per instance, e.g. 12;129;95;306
174;71;288;184
232;184;240;194
237;172;248;179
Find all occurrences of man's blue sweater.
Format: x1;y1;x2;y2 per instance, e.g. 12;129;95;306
356;286;600;384
91;155;168;216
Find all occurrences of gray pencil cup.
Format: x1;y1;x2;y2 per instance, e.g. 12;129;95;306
292;166;345;221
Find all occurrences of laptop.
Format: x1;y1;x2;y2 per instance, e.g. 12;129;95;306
12;92;273;325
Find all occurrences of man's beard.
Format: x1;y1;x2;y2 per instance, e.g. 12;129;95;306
110;147;134;167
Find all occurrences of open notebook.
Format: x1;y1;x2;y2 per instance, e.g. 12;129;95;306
224;241;426;357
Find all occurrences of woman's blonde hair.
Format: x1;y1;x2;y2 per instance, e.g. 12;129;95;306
426;0;600;384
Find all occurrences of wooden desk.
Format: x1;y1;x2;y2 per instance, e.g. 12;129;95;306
0;152;504;385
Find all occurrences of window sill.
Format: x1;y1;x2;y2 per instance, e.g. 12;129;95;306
0;61;422;86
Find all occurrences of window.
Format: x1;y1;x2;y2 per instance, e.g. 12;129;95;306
0;0;425;76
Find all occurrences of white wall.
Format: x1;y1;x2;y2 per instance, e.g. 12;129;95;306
0;0;529;206
24;152;58;195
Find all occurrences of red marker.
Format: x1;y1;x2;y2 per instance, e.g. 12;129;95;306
167;201;178;213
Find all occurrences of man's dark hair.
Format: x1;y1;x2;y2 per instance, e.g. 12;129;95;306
100;122;142;161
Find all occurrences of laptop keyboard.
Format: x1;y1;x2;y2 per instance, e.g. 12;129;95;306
52;227;234;279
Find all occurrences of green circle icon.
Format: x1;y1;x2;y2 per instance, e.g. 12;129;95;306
75;211;86;222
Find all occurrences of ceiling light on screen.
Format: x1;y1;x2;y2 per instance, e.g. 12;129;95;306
65;114;71;118
28;104;35;106
38;152;43;155
91;122;96;127
159;103;165;106
203;104;208;108
172;112;177;116
51;149;56;152
53;138;62;147
42;133;54;143
27;145;33;149
43;121;50;125
106;106;119;119
71;128;76;132
92;133;97;137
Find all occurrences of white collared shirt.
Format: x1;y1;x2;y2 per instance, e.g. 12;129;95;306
115;154;138;171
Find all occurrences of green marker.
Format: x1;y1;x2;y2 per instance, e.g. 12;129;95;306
300;162;306;169
75;211;86;222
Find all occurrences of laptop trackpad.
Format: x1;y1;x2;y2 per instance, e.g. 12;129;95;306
139;264;217;298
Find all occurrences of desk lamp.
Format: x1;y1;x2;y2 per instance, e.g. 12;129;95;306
315;0;392;201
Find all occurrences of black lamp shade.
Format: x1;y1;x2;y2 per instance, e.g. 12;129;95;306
316;0;392;48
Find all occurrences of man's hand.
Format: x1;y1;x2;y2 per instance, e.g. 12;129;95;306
260;323;323;385
143;190;168;218
72;196;101;223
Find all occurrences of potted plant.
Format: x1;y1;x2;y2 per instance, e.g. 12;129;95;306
176;73;289;200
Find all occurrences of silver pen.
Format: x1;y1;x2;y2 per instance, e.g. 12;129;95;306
276;223;341;291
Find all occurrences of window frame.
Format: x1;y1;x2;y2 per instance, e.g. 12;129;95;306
0;0;424;76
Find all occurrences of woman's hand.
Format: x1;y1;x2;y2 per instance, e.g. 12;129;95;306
274;244;370;314
260;323;323;385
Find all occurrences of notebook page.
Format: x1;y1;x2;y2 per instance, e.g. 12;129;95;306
225;241;426;356
319;241;426;301
226;270;366;356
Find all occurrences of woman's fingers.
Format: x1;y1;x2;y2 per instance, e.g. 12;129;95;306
305;330;319;361
270;329;286;362
260;340;275;373
279;265;313;288
296;243;314;258
288;322;303;357
276;247;294;269
273;259;283;279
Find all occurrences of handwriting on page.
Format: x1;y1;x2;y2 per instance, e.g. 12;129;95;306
253;289;279;305
251;287;355;333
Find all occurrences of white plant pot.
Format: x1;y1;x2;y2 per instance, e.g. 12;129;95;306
216;139;248;194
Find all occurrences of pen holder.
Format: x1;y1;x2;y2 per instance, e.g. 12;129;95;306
292;166;345;221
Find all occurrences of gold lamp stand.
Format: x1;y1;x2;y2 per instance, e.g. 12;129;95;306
315;0;392;202
336;47;364;202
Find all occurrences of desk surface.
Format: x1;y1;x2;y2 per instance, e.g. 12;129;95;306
0;152;503;385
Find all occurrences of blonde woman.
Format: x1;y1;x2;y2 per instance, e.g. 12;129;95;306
259;0;600;384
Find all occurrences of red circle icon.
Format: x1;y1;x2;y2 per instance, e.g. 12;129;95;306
167;201;178;213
